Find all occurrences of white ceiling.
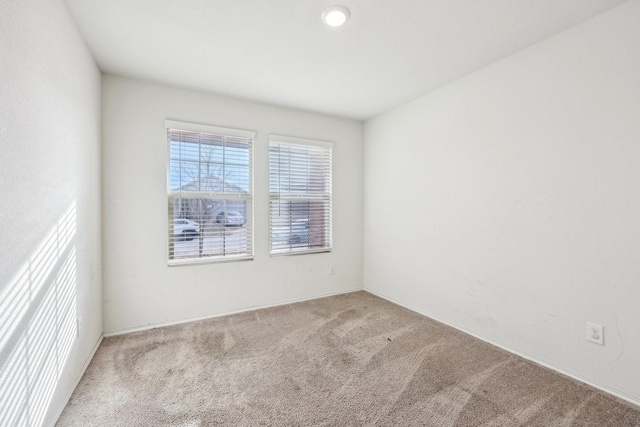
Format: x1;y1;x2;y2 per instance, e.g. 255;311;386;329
63;0;627;120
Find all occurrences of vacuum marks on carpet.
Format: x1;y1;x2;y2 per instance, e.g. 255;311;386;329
56;292;640;426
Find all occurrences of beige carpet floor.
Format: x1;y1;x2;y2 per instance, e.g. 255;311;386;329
56;291;640;426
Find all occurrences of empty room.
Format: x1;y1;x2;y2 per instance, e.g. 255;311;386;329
1;0;640;425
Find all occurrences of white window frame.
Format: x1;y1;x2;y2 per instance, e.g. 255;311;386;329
166;120;255;265
268;134;334;256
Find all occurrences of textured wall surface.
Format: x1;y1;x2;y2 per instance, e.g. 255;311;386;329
102;75;363;334
0;0;102;425
364;0;640;404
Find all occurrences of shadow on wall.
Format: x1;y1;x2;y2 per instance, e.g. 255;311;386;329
0;203;78;426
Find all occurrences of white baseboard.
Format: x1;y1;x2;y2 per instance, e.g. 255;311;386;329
48;333;104;427
364;288;640;408
105;287;364;337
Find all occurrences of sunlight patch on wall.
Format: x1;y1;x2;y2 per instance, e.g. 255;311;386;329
0;203;77;426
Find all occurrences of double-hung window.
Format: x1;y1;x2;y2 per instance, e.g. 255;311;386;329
269;135;333;255
167;120;254;264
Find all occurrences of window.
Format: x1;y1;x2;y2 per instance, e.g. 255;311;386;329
269;135;333;255
166;120;254;265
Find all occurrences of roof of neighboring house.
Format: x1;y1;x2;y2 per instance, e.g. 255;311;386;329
179;174;247;194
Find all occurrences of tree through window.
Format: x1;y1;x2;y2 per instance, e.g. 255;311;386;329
167;121;254;264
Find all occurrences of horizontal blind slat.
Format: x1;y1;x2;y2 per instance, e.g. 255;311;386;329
168;126;253;263
268;138;332;255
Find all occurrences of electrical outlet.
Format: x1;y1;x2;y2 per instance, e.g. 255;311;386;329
586;322;603;345
330;265;335;275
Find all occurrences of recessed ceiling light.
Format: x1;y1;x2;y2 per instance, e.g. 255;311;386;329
321;5;350;27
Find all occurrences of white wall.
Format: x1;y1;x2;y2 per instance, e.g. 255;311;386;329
364;0;640;404
0;0;102;425
102;75;363;334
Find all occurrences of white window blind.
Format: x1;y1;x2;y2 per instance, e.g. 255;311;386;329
269;135;333;255
167;121;254;264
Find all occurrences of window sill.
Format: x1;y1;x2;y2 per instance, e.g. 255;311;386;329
168;254;254;267
269;248;332;257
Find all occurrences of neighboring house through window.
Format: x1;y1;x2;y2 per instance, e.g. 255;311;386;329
269;135;333;255
166;120;254;264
